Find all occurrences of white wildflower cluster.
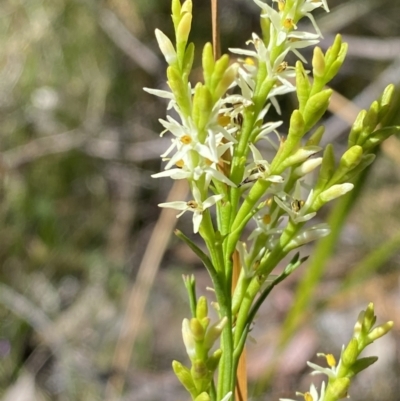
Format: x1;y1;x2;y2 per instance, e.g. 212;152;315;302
280;303;394;401
147;0;332;236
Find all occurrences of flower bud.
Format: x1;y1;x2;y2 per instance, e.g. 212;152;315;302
325;34;343;67
366;321;394;344
155;29;177;65
214;63;238;101
204;316;228;350
181;0;193;14
378;84;395;121
294;157;322;177
312;47;325;77
363;302;377;332
303;89;332;132
196;296;208;321
348;109;367;147
319;183;354;203
182;42;195;76
190;317;205;342
182;318;196;359
339;145;363;171
192;83;213;136
202;43;215;87
172;360;197;396
281;146;321;169
177;12;192;45
210;54;230;90
296;61;311;112
342;338;359;367
324;42;348;83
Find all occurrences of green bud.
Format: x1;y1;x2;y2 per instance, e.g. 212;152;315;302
295;61;311;113
172;360;197;397
325;34;343;67
340;145;363;170
271;110;304;171
182;42;195;77
281;146;321;169
213;63;238;101
325;377;350;401
192;83;213;137
288;109;305;140
312;47;325;77
342;338;359;367
363;100;380;131
303;89;332;132
202;43;215;87
190;317;205;342
177;12;192;45
210;54;230;91
306;125;325;146
318;183;354;204
363;126;400;153
346;356;378;378
341;154;375;183
348;109;367;147
167;66;191;116
353;310;365;339
378;84;395;121
204;316;228;350
196;296;208;321
314;144;335;192
324;42;348;83
194;393;210;401
181;0;193;14
363;303;377;333
171;0;182;31
366;321;394;344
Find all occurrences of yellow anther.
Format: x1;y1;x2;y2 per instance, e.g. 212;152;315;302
175;159;185;168
262;214;271;224
283;18;296;30
276;61;288;73
304;392;314;401
245;57;255;66
218;114;231;127
180;135;192;144
326;353;336;368
187;200;198;209
278;0;285;12
266;197;273;207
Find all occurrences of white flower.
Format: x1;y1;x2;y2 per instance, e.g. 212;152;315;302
274;189;316;224
280;382;326;401
241;144;283;186
182;318;196;359
158;184;223;233
307;352;341;379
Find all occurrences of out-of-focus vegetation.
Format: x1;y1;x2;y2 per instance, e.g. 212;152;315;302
0;0;399;400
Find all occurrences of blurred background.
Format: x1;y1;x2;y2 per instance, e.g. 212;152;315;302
0;0;399;400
